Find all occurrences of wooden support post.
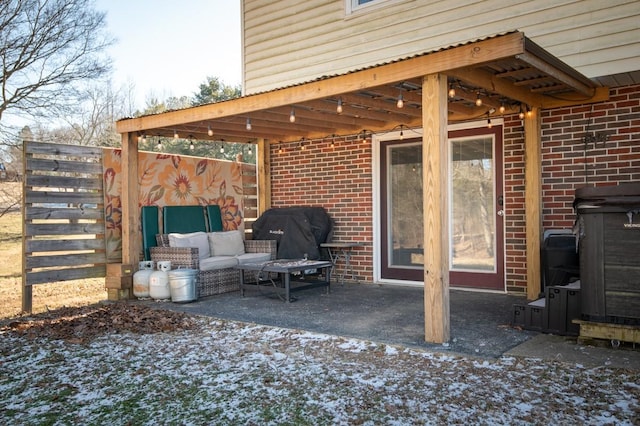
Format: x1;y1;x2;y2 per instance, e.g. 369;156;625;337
257;138;271;214
524;106;542;300
422;73;450;343
121;132;140;268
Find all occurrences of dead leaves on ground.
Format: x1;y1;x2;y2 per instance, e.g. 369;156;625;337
0;303;198;344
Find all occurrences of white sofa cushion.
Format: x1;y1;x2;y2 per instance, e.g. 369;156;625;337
236;252;272;264
208;230;245;256
168;232;210;260
199;256;239;271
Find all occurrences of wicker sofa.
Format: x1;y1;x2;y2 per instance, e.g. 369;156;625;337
143;204;276;298
150;236;276;297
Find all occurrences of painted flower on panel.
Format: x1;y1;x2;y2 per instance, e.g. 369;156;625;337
103;148;244;260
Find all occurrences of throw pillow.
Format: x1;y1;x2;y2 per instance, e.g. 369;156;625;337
168;232;210;260
208;230;245;256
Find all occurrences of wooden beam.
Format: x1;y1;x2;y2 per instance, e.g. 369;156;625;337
524;107;542;300
116;32;526;133
449;67;544;107
423;73;450;343
257;138;271;216
121;132;140;268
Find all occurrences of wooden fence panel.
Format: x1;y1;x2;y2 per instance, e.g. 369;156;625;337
22;141;106;312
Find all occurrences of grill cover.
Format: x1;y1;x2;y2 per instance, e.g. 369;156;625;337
252;207;333;259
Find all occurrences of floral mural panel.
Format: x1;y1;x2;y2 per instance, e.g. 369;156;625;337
103;149;244;262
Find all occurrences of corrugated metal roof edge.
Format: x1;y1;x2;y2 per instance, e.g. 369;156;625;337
117;31;520;122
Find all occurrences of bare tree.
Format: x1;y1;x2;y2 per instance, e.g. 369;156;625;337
0;0;113;128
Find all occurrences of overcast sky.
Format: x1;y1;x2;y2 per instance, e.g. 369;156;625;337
95;0;242;109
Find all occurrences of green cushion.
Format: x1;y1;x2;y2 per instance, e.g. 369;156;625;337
206;205;223;232
141;206;159;261
163;206;207;234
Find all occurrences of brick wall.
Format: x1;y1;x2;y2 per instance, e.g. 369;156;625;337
504;83;640;294
269;84;640;295
270;135;374;281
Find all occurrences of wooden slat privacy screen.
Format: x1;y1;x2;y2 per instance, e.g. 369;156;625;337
22;141;106;310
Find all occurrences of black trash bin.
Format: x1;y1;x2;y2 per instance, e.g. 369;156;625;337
574;183;640;324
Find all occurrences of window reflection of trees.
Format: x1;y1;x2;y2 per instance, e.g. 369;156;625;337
451;138;495;271
390;144;423;266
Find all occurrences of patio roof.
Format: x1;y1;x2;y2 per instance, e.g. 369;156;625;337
115;31;608;143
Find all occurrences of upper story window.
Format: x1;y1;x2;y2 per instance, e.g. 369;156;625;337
346;0;390;15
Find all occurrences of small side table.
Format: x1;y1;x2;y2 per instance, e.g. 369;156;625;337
320;242;364;285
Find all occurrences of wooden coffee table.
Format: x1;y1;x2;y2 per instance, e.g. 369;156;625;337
236;259;333;302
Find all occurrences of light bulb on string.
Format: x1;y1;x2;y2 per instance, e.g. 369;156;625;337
207;126;213;137
289;107;296;123
475;92;483;107
396;92;404;108
499;102;506;114
336;98;343;114
246;118;252;131
448;85;456;98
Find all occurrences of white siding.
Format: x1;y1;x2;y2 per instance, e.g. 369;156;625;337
242;0;640;93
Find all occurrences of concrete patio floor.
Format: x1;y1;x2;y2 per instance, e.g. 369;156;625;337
149;281;640;369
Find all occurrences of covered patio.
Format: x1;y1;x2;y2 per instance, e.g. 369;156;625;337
115;31;608;343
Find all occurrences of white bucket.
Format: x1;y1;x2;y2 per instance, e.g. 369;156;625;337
169;269;198;303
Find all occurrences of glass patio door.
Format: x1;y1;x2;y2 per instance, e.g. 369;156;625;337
379;126;504;290
448;126;504;290
380;137;424;281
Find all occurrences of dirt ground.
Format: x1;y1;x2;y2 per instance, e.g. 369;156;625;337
0;208;107;320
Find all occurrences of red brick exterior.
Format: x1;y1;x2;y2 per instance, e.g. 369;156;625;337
269;84;640;295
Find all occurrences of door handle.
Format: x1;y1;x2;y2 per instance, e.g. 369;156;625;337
497;210;505;217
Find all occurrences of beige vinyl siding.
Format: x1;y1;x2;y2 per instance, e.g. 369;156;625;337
242;0;640;94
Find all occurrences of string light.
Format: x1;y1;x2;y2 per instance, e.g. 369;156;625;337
448;84;456;98
336;98;343;114
173;130;179;139
289;107;296;123
475;92;483;107
189;140;194;150
518;106;525;119
246;118;252;131
487;114;492;129
526;106;533;118
399;124;404;140
157;139;163;150
396;91;404;108
499;102;506;114
207;126;213;137
248;145;253;155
